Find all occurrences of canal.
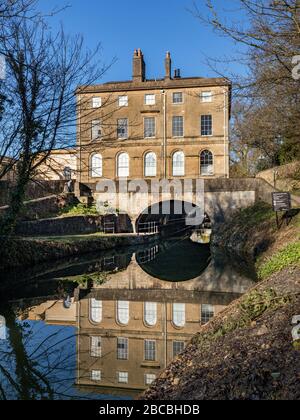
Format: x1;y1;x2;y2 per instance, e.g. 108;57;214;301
0;236;257;400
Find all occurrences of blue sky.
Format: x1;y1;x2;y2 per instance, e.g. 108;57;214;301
39;0;246;83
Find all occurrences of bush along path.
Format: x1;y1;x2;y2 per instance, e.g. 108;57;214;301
141;202;300;400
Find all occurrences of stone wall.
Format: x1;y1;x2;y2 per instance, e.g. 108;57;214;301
0;180;65;206
15;214;133;237
0;194;76;221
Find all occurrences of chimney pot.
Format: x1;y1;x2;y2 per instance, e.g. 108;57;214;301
165;51;172;80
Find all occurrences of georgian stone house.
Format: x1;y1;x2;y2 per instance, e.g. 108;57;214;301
76;50;231;192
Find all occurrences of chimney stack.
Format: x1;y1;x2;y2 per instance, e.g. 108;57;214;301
165;51;172;80
133;49;145;82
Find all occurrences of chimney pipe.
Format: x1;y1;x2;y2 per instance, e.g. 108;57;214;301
165;51;172;80
133;49;145;82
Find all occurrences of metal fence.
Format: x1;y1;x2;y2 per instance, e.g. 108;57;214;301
138;221;159;234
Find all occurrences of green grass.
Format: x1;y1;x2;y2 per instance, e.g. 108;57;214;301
236;202;275;227
59;203;100;217
257;241;300;279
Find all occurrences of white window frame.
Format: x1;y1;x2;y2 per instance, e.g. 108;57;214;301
172;151;185;177
172;116;184;137
117;372;129;384
144;302;157;327
89;298;102;323
117;337;129;360
172;92;183;104
145;374;156;386
91;370;102;382
144;117;156;138
91;154;103;178
201;91;213;103
173;303;185;328
173;341;185;357
90;336;101;358
117;153;130;178
201;304;215;325
118;95;128;107
200;150;214;176
144;152;157;178
145;94;156;106
91;120;102;141
117;300;129;325
144;340;156;361
92;97;102;108
117;118;129;139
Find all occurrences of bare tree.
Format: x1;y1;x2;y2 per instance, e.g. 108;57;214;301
193;0;300;173
0;14;109;234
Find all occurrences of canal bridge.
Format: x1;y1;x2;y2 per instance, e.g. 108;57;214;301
89;178;280;233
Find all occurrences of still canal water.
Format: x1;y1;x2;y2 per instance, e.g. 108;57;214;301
0;237;257;400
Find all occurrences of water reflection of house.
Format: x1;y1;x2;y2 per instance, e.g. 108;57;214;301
15;241;255;398
25;299;77;326
75;286;236;395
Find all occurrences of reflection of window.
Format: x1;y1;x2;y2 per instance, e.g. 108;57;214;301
173;303;185;328
91;154;103;178
117;338;129;360
173;341;185;357
91;336;101;357
117;301;129;325
172;151;185;177
145;340;156;361
91;370;102;382
145;374;156;385
90;299;102;323
201;304;215;325
200;150;214;176
118;372;129;384
144;152;157;177
144;302;157;327
119;96;128;107
117;153;129;177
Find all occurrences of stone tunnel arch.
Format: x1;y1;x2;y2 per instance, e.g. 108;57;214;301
135;199;207;235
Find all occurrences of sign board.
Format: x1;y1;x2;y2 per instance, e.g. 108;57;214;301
272;192;291;212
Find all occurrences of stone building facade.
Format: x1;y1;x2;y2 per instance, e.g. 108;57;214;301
76;50;231;192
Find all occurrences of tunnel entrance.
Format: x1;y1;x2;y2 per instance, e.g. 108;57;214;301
136;200;204;236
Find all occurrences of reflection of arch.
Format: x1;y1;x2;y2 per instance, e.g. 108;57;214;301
136;239;211;282
117;152;130;177
172;151;185;177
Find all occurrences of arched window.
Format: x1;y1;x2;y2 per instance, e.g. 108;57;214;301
144;152;157;177
144;302;157;327
200;150;214;176
117;301;129;325
173;303;185;328
91;154;103;178
90;299;102;324
117;153;129;177
172;151;185;177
